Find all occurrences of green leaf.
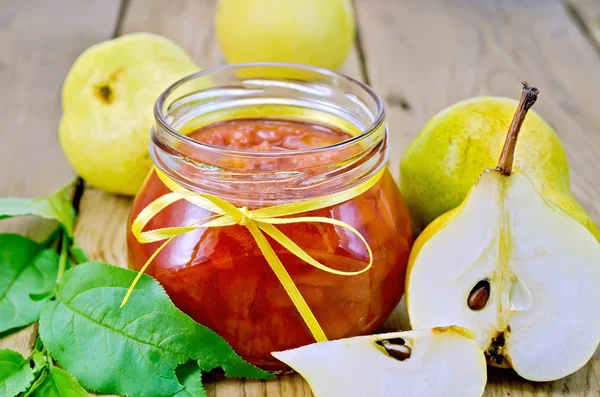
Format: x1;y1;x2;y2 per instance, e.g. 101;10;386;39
0;234;59;333
30;352;47;374
32;367;88;397
0;349;35;397
33;337;44;353
21;370;47;397
68;246;88;264
28;291;54;302
21;352;49;397
39;262;272;397
172;361;206;397
0;181;75;236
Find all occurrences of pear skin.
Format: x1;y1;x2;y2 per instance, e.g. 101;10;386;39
59;33;199;196
400;97;599;240
406;83;600;382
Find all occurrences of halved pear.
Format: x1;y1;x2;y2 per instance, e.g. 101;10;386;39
406;83;600;381
59;33;199;196
273;327;487;397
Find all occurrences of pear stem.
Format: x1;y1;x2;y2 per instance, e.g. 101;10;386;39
496;81;540;175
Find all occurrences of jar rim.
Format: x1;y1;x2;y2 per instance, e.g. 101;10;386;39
153;62;385;157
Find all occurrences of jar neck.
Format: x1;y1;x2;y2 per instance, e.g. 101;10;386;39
150;63;387;206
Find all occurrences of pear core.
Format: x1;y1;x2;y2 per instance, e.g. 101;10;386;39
407;170;600;381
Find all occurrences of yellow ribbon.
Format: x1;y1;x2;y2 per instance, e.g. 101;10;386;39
123;168;385;342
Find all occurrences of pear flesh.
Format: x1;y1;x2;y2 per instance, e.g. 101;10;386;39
407;169;600;381
273;327;487;397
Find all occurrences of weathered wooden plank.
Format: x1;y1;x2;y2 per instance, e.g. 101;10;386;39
0;0;121;358
118;0;222;68
0;0;121;197
119;0;363;79
354;0;600;396
355;0;600;224
566;0;600;49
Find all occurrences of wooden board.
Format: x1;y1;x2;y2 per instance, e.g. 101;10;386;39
354;0;600;226
353;0;600;396
2;0;600;396
567;0;600;48
0;0;119;197
0;0;121;359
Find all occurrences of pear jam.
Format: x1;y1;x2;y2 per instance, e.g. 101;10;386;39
128;118;413;369
128;77;412;370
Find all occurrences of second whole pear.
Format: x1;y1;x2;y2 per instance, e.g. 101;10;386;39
400;96;599;239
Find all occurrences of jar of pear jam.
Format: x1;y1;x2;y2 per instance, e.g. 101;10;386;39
127;64;413;369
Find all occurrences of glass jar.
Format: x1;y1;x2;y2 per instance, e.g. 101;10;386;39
127;63;413;370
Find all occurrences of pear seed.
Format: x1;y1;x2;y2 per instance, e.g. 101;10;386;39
468;280;490;311
377;340;411;361
384;337;406;345
486;332;508;368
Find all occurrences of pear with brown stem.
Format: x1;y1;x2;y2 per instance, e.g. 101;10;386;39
406;82;600;381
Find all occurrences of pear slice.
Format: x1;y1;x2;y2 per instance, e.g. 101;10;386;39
272;327;487;397
59;33;199;196
406;82;600;382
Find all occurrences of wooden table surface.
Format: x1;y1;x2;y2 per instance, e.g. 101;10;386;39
1;0;599;396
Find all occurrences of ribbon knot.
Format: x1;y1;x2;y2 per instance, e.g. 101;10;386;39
237;206;252;226
122;168;385;343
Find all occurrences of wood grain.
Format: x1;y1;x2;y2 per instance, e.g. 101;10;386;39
355;0;600;226
0;0;120;197
119;0;364;78
2;0;600;396
567;0;600;49
354;0;600;395
0;0;121;358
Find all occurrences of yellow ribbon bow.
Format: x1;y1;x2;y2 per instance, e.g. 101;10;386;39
124;168;385;342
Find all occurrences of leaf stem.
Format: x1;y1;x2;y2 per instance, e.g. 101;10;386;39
45;349;54;368
22;370;48;397
496;81;540;175
25;351;36;362
56;232;69;284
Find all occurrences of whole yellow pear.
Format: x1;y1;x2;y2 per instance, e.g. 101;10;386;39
400;97;600;240
59;33;199;196
215;0;355;71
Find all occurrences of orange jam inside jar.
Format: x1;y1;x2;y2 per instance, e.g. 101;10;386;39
127;64;413;369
